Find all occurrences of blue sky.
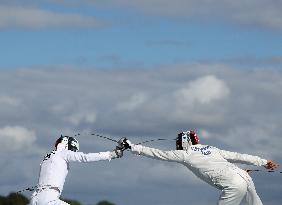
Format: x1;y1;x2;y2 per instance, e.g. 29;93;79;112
0;1;282;205
1;2;281;68
2;24;281;68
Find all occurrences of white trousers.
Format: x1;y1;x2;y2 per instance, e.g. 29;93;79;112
217;172;263;205
30;189;69;205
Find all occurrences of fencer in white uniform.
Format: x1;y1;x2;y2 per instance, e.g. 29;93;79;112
30;135;124;205
123;130;279;205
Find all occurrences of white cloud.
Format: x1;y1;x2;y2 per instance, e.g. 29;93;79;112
0;126;36;152
117;93;148;111
0;5;101;29
176;75;230;105
231;2;282;30
64;112;97;126
0;95;21;106
2;1;282;30
106;0;282;30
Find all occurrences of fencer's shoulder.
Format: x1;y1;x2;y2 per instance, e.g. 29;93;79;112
55;149;69;154
53;149;68;157
56;149;80;158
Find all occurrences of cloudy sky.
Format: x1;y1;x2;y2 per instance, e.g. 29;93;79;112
0;1;282;205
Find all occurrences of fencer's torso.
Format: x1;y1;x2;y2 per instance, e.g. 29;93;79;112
37;149;112;193
38;150;70;192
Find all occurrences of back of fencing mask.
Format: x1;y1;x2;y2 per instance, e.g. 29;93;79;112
176;130;199;150
55;135;79;152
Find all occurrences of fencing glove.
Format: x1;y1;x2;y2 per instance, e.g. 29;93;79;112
124;139;133;149
110;146;123;159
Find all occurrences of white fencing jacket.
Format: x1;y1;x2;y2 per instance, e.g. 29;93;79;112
37;149;112;194
131;144;267;189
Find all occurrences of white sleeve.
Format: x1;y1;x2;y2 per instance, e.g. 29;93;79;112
217;148;267;166
131;144;186;162
64;151;112;163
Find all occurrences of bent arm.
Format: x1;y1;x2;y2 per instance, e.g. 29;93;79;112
218;149;267;166
65;151;112;163
131;144;185;162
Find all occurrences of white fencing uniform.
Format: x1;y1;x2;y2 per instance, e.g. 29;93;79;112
131;144;267;205
30;149;113;205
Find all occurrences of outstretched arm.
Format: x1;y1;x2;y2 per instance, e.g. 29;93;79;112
65;150;112;162
64;149;123;162
217;148;278;168
64;138;126;162
125;140;186;162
